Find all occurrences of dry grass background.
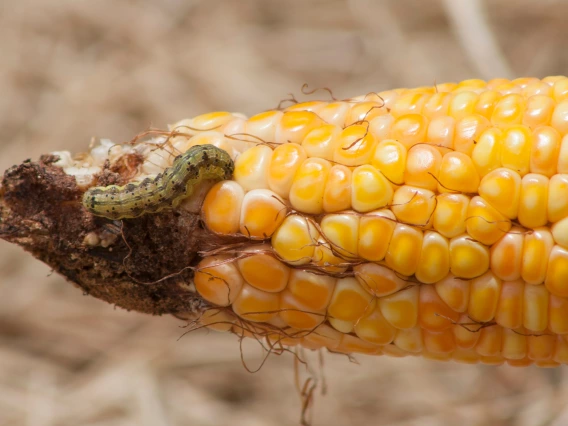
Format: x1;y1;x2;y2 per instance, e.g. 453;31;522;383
2;0;568;425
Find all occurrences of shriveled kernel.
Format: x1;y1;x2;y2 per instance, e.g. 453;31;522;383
354;263;407;297
453;114;490;156
275;111;324;144
490;229;524;281
319;214;360;260
468;271;502;322
419;285;459;331
495;280;524;329
523;95;555;128
549;294;568;334
289;157;331;214
404;144;442;191
475;325;502;357
357;209;396;262
385;224;423;276
245;110;284;142
501;327;527;360
357;209;397;262
426;116;455;150
322;165;352;212
271;215;318;265
391;185;436;226
478;168;522;219
423;329;456;355
437;151;480;193
415;231;450;284
548;174;568;222
237;251;289;293
472;128;503;177
522;228;554;285
351;165;393;212
202;180;244;234
267;143;307;198
523;284;549;332
491;94;525;125
530;126;561;177
301;124;341;160
551;99;568;135
334;124;377;166
279;291;324;330
232;283;279;322
371;139;407;185
433;193;469;238
327;277;375;322
546;245;568;297
379;286;419;329
354;305;396;345
434;274;470;313
239;189;286;239
449;91;479;120
194;256;244;307
465;196;511;246
233;145;273;191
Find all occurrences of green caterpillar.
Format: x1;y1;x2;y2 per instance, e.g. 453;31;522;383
82;144;234;219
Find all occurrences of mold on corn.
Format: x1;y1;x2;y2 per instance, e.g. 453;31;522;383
61;76;568;366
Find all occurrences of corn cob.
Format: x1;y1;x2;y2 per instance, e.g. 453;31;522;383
67;76;568;366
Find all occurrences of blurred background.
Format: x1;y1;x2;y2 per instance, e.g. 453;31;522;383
1;0;568;424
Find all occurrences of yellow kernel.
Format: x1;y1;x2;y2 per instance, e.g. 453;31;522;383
334;124;377;166
453;114;490;156
437;151;480;193
404;144;442;191
391;185;436;226
368;114;394;141
548;174;568;222
475;90;501;118
518;174;549;228
491;94;525;125
394;326;423;353
318;102;351;127
385;224;423;276
522;228;554;285
545;245;568;297
379;286;419;329
415;231;450;284
328;277;375;322
354;305;397;345
433;193;469;238
245;110;284;142
472;127;503;177
468;271;502;322
423;329;456;355
490;229;523;281
495;280;524;329
279;291;324;330
553;78;568;102
475;325;502;357
549;294;568;334
354;262;407;297
530;126;561;177
194;255;244;307
275;111;324;144
233;144;273;191
523;284;549;332
500;125;532;176
289;157;331;214
465;196;511;245
267;143;307;198
389;114;429;149
501;328;527;360
552;217;568;249
435;274;470;313
551;100;568;135
371;139;407;185
453;313;481;349
322;165;352;212
426;116;455;150
423;92;452;119
449;91;479;119
301;124;341;160
287;269;336;311
390;92;430;117
239;189;286;239
320;214;360;259
351;165;393;212
237;251;289;293
450;234;490;279
232;283;279;322
202;180;244;235
271;214;318;265
419;284;459;331
346;101;388;125
478;167;522;219
357;209;397;262
523;95;555;128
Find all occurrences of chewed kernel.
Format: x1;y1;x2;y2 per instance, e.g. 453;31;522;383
240;189;286;239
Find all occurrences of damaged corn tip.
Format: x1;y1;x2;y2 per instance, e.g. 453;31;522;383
76;76;568;366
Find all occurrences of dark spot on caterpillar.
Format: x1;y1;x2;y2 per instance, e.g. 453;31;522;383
81;145;234;219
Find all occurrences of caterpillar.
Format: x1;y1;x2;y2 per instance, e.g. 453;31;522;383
82;144;234;219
